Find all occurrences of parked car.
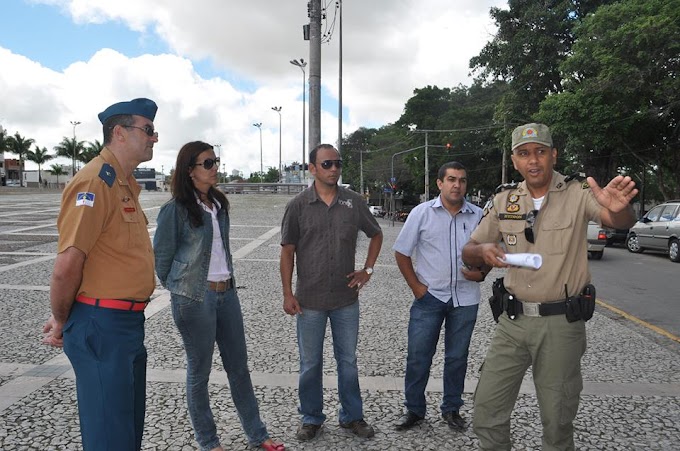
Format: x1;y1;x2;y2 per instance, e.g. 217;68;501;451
587;221;607;260
368;205;385;217
626;200;680;262
603;227;629;246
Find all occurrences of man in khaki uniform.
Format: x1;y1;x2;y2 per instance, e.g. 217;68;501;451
463;123;637;450
42;98;158;451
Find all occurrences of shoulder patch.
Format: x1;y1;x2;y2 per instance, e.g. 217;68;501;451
98;163;116;187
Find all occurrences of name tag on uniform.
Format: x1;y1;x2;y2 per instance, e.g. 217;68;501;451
75;192;95;207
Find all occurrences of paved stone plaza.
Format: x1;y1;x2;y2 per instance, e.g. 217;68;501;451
0;189;678;450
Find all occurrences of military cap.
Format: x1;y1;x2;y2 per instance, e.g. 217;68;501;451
511;123;553;151
98;97;158;124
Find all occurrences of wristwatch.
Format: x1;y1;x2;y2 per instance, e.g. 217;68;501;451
363;267;374;275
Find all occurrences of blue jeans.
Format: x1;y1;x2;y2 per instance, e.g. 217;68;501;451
296;301;363;425
404;292;478;417
63;302;147;451
171;289;269;449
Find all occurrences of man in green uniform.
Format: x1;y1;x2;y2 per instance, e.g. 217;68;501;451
463;123;637;450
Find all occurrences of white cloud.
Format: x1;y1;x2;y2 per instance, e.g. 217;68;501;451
2;0;505;176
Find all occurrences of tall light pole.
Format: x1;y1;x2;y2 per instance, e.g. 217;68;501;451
271;106;282;183
213;143;222;183
70;120;81;176
252;123;263;176
290;58;307;183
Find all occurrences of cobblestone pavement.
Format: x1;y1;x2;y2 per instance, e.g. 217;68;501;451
0;190;678;450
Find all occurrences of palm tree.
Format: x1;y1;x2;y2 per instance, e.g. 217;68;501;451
49;164;67;188
6;132;35;187
81;139;104;164
53;136;85;176
26;145;54;186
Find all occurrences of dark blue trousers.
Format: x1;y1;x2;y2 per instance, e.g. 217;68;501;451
63;302;147;451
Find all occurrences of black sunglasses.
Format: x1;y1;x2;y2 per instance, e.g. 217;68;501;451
319;159;343;169
192;157;220;170
122;124;158;137
524;209;539;243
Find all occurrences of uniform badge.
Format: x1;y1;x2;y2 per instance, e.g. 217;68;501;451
556;182;563;189
75;192;95;207
582;181;590;189
508;194;519;203
506;204;520;213
506;234;517;246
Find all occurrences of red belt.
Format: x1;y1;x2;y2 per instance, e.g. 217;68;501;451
75;295;149;311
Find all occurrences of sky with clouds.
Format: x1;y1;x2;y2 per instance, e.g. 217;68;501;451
0;0;506;178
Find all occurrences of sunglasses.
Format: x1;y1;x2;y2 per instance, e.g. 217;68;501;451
123;124;158;137
192;157;220;170
524;209;539;243
319;159;343;169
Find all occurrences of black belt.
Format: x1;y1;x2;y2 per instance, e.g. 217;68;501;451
516;300;567;317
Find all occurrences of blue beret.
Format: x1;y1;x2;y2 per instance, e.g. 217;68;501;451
98;97;158;124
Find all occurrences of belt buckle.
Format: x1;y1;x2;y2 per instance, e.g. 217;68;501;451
522;301;540;317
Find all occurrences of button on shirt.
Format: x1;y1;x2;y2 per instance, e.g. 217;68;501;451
393;196;483;306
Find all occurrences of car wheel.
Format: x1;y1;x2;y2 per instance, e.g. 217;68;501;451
626;234;643;253
591;251;603;260
669;239;680;262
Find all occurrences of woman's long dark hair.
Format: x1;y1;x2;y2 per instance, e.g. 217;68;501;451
171;141;228;227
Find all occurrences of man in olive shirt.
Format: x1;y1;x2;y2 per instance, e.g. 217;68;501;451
42;98;158;451
463;123;637;450
280;144;383;441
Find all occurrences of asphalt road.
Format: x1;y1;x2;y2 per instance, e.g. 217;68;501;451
589;244;680;339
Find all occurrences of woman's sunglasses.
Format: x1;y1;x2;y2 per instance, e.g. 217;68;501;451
192;157;220;170
319;159;343;169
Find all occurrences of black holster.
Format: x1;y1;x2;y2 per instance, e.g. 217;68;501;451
490;278;518;322
565;284;596;323
489;278;505;323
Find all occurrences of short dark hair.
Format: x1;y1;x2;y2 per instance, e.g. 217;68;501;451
437;161;466;180
309;144;339;164
102;115;135;145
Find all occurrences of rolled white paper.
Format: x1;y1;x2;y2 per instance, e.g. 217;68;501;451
498;253;542;269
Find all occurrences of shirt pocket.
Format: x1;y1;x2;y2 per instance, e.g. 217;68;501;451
120;206;143;247
498;219;525;247
540;216;573;254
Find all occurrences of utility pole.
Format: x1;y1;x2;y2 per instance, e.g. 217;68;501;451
308;0;321;152
253;123;263;176
290;58;307;183
272;106;282;182
424;132;429;201
70;120;81;177
337;0;343;157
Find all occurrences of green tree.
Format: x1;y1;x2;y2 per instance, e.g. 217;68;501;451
537;0;680;199
6;132;35;187
26;145;54;185
53;136;86;175
49;164;67;187
263;167;279;183
81;139;104;164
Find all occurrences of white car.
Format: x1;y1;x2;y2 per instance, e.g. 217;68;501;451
368;205;385;217
587;221;607;260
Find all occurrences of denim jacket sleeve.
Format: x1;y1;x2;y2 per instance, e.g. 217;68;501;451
153;200;181;287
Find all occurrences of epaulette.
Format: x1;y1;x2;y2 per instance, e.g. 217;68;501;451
564;172;586;183
98;163;116;187
564;172;590;189
494;182;519;194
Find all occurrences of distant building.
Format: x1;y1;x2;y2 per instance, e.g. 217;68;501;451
133;167;157;191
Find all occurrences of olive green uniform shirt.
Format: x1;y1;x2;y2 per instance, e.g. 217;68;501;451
471;171;600;303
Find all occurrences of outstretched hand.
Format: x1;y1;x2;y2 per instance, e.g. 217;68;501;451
587;175;638;213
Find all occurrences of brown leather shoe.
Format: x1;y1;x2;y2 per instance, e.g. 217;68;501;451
296;423;321;441
395;411;424;431
442;411;466;430
339;419;375;438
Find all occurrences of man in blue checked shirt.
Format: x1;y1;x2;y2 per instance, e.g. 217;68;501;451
393;161;489;432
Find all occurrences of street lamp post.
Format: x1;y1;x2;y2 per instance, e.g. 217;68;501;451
271;106;282;183
70;120;81;177
290;58;307;183
252;123;263;177
213;143;222;182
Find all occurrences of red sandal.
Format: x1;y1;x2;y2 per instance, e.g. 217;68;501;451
260;440;285;451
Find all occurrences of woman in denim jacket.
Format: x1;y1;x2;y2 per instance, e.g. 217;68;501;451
154;141;284;451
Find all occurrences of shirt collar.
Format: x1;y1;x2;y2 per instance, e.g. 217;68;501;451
432;195;476;214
